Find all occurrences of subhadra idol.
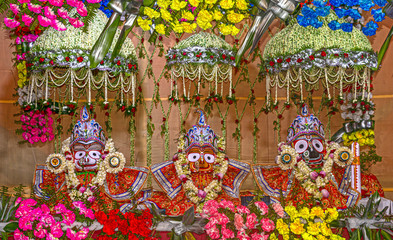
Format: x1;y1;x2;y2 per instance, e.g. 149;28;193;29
33;106;149;211
150;110;251;215
252;105;383;209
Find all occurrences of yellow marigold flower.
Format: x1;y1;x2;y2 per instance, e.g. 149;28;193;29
171;0;187;11
299;207;310;220
301;232;316;240
366;138;375;145
276;219;289;235
342;134;348;141
197;18;212;30
310;206;325;219
220;0;234;9
181;22;196;33
331;234;346;240
283;235;290;240
307;222;321;236
160;9;173;21
137;17;152;31
155;24;166;35
157;0;171;9
358;138;366;146
231;25;240;35
269;233;278;240
182;11;195;21
285;205;299;220
219;24;233;35
213;10;223;20
189;0;200;7
144;7;160;19
369;129;374;136
320;222;332;236
206;0;218;4
325;208;338;223
227;11;245;23
198;9;213;22
236;0;248;10
172;22;184;33
290;218;305;235
317;235;328;240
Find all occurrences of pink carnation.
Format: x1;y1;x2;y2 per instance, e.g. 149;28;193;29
245;213;257;229
4;17;20;28
44;6;57;20
48;0;63;6
18;0;30;3
202;200;219;218
261;218;275;232
40;134;48;143
86;0;101;3
38;15;52;27
222;227;235;239
54;203;67;214
58;7;69;19
216;212;230;226
254;201;269;215
69;17;84;28
251;233;269;240
234;213;244;230
50;222;63;238
9;3;20;15
206;226;220;240
219;199;235;211
76;3;87;17
66;0;81;7
27;3;42;14
61;210;76;226
237;229;250;240
21;14;34;26
237;205;250;215
66;227;89;240
14;228;31;240
272;203;284;218
34;222;48;238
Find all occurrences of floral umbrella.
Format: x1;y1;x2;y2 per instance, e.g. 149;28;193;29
260;9;378;105
26;10;138;106
166;32;236;100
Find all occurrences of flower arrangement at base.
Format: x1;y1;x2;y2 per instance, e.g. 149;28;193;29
13;198;95;240
95;208;155;239
202;198;285;240
261;9;377;105
166;32;236;100
139;0;249;36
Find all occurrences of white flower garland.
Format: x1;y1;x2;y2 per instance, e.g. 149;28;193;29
174;135;228;212
47;137;125;201
276;142;299;170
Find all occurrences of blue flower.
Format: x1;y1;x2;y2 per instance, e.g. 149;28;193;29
360;0;375;10
297;15;309;27
329;0;342;7
341;22;353;32
346;9;362;19
328;20;341;30
372;8;385;22
312;20;324;28
346;0;360;6
334;8;347;18
302;5;318;18
316;6;330;17
362;21;378;36
313;0;327;7
374;0;387;7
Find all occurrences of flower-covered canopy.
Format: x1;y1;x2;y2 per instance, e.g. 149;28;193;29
261;10;377;104
26;11;138;105
166;32;236;99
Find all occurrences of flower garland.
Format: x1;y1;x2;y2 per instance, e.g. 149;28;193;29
276;141;353;199
47;137;125;201
138;0;250;36
174;134;228;212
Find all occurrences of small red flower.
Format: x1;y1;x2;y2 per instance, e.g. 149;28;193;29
105;112;109;116
77;57;83;62
183;52;186;56
104;104;109;110
121;106;125;112
235;119;239;124
309;55;315;60
254;118;258;123
131;107;136;113
138;86;142;92
162;117;166;122
321;51;327;57
50;60;54;65
128;63;132;69
227;99;233;105
269;61;275;66
297;58;303;63
214;97;218;102
195;96;200;101
158;36;163;41
39;58;45;63
285;104;290;109
222;54;226;59
278;114;283;119
100;60;104;64
277;58;283;63
210;55;214;59
344;53;348;58
230;56;235;61
339;99;344;104
65;57;70;62
173;54;176;59
286;58;291;62
117;60;121;66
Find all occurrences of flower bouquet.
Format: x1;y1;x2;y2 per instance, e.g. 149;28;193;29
18;107;54;144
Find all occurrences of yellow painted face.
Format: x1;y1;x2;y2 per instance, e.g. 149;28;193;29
187;146;216;173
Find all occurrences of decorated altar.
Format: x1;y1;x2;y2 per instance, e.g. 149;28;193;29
0;0;393;239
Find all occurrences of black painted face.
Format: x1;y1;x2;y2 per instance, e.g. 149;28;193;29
292;133;325;167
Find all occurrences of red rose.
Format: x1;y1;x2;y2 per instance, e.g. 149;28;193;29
65;57;70;62
77;57;83;62
131;107;136;113
173;54;176;58
100;60;104;64
254;118;258;123
117;60;121;65
309;55;315;60
297;58;303;63
50;60;54;65
277;58;283;63
278;114;283;119
183;52;186;56
162;117;166;122
138;86;142;92
158;36;163;41
210;55;214;59
227;99;233;104
222;54;226;59
321;51;327;57
230;56;235;60
128;63;132;69
39;58;45;63
105;112;109;116
195;96;200;101
286;58;291;62
269;61;275;66
344;53;348;58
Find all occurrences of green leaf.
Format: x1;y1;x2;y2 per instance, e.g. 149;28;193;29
3;222;18;232
381;230;393;240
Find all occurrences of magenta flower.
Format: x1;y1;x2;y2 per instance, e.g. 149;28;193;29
9;3;20;15
14;228;31;240
205;226;220;239
245;213;257;229
44;6;57;20
27;3;42;13
21;14;34;26
24;34;39;42
66;227;89;240
48;133;55;141
4;17;20;28
61;210;76;226
77;3;87;16
20;198;37;207
69;17;84;28
48;0;63;7
34;222;48;238
250;232;268;240
234;213;244;230
58;7;69;19
54;203;67;214
86;0;101;3
18;0;30;3
66;0;82;7
219;199;235;211
38;15;52;27
31;128;41;136
236;205;250;215
50;222;63;238
87;196;95;203
260;218;275;232
15;37;21;44
221;227;235;239
40;134;48;143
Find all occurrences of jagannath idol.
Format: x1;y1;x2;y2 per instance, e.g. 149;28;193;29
33;106;149;211
252;105;384;209
149;110;251;215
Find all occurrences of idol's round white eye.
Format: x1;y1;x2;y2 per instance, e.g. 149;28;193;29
74;151;86;159
204;154;215;163
88;151;101;159
312;139;324;153
294;140;308;153
187;153;200;162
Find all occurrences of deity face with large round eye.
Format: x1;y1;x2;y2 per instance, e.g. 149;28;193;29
292;133;326;168
72;142;103;171
187;146;216;173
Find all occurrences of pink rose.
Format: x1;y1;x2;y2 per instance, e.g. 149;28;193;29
246;213;257;229
272;203;284;218
261;218;275;232
69;17;84;28
4;17;20;28
222;227;235;239
234;213;244;230
219;199;235;211
76;3;87;16
237;205;250;215
206;226;220;239
202;200;219;218
254;201;268;215
216;212;229;226
52;19;67;31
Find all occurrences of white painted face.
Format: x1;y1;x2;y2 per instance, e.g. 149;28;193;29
72;142;103;171
292;133;325;168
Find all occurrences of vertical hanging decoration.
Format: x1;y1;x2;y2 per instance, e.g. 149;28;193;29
260;10;378;106
166;32;236;100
